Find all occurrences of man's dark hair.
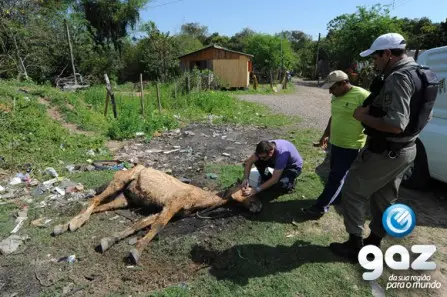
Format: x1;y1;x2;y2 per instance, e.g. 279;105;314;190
256;141;274;154
373;48;406;57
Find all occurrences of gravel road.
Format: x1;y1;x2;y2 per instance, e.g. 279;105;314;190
237;79;331;131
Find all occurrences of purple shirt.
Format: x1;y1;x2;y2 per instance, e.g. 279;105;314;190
270;139;303;170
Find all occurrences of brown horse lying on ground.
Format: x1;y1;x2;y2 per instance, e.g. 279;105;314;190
53;165;262;264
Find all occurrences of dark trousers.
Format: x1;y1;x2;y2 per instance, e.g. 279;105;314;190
315;144;359;211
254;160;301;192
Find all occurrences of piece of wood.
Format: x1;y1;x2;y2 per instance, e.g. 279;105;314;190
64;19;77;85
156;82;161;113
187;75;191;94
139;73;144;115
104;91;109;116
104;74;117;118
174;81;177;99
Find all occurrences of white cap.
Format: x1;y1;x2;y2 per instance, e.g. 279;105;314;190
321;70;349;89
360;33;406;57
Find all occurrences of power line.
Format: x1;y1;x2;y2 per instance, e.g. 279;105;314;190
394;0;413;8
147;0;185;8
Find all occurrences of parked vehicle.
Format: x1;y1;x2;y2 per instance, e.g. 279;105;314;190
402;46;447;189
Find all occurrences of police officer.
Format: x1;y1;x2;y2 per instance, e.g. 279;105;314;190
329;33;438;261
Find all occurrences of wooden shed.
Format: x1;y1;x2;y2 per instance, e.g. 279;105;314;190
179;44;253;88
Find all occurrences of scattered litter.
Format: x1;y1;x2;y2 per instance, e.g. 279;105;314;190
0;235;29;255
163;149;180;154
222;153;231;157
16;173;30;182
180;147;193;154
205;173;218;179
65;165;75;172
93;160;124;171
0;185;5;192
11;207;28;234
109;215;120;221
235;141;242;145
9;177;22;185
179;177;191;184
44;167;59;178
52;187;66;196
183;131;195;136
31;217;52;228
127;265;135;269
145;149;163;153
43;178;58;187
135;132;145;137
221;135;227;139
86;149;95;157
58;254;76;264
173;145;181;149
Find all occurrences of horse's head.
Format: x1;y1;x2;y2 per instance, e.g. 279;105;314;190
221;183;262;213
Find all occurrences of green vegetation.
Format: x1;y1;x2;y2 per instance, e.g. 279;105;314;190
0;79;292;172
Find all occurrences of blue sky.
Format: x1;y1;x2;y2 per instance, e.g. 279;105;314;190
140;0;446;40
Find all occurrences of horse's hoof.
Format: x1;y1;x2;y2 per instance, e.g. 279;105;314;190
100;237;115;253
129;248;140;265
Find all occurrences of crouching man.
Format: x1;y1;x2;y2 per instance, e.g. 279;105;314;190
241;140;303;196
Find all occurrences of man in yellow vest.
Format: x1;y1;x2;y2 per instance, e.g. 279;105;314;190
301;70;370;219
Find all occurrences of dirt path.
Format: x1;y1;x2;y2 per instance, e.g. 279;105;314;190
38;97;95;136
238;79;331;131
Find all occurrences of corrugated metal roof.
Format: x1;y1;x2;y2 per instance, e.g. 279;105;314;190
178;44;254;59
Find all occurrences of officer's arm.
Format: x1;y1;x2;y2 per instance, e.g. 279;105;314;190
361;73;413;134
358;114;402;134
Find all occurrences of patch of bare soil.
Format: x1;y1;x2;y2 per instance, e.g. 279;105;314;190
0;123;281;297
38;97;95;136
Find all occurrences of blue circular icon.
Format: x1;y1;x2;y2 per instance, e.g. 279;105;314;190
382;204;416;238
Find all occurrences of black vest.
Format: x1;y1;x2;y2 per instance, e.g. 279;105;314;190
361;64;439;140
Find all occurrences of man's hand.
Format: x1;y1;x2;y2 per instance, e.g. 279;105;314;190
353;105;370;121
241;179;249;188
242;187;257;197
313;136;329;150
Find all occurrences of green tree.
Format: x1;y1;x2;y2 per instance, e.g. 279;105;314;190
180;22;209;44
326;4;402;68
399;17;444;49
245;33;297;72
76;0;149;53
204;32;230;47
227;27;255;52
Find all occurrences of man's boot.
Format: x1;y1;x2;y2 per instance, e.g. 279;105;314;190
329;234;363;262
363;232;382;248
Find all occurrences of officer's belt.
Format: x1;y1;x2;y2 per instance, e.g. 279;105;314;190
367;137;415;154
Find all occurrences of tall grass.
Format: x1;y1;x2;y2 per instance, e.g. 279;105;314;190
0;79;294;171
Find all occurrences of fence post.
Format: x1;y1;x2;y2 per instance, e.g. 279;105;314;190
174;81;177;99
139;73;144;116
187;74;191;94
156;82;162;113
104;73;117;118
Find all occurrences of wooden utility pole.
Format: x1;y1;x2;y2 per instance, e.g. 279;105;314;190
139;73;144;115
64;19;77;85
314;33;321;80
104;74;117;118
